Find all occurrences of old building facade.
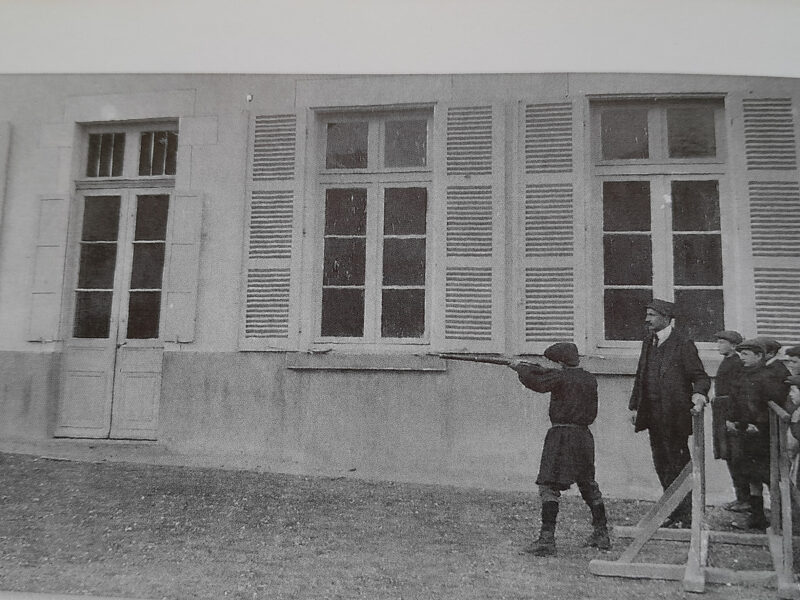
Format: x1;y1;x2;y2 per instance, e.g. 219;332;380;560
0;73;798;499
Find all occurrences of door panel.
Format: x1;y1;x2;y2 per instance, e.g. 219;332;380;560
58;190;168;440
57;345;116;437
109;346;162;439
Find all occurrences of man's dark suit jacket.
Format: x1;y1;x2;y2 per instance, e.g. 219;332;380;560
629;328;711;439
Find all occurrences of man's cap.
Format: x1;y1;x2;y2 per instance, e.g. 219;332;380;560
754;336;782;355
737;338;766;354
785;345;800;358
714;330;743;345
544;342;580;367
786;375;800;387
647;298;676;318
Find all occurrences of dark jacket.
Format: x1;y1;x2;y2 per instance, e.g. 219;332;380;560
629;327;711;437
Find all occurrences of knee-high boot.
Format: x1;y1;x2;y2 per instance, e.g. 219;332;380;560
583;502;611;550
525;501;558;556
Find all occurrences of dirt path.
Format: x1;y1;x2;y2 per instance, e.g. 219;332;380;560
0;452;784;599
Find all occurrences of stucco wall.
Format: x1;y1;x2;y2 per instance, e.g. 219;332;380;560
159;351;731;501
0;350;60;439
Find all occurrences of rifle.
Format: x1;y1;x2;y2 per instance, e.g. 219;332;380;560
432;353;542;368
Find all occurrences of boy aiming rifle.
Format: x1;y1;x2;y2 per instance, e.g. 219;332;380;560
438;342;611;556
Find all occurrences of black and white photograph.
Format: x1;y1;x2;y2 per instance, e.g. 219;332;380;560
1;1;800;598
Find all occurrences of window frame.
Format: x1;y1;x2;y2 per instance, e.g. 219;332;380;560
77;121;179;190
589;98;732;350
312;109;434;347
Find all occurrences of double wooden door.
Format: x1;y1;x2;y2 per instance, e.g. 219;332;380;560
56;190;170;439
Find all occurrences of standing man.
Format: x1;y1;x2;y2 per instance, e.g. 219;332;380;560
629;299;711;528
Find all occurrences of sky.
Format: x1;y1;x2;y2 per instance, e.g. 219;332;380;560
0;0;798;77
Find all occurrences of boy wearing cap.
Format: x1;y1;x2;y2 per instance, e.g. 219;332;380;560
728;339;790;530
629;299;710;528
510;342;611;557
711;331;747;512
755;337;791;391
784;345;800;376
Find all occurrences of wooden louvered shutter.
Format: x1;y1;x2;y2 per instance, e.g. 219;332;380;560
433;104;505;352
518;100;581;353
0;122;9;228
28;195;70;341
163;192;203;343
240;114;300;350
736;96;800;345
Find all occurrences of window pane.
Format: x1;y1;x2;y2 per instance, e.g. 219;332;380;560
165;131;178;175
674;234;722;286
675;289;724;342
385;120;427;168
323;238;366;286
73;291;113;338
82;196;120;241
604;288;652;341
77;243;117;289
130;243;166;289
326;122;368;169
135;195;169;240
604;235;652;285
383;239;426;286
671;180;720;231
127;291;161;339
321;288;364;337
384;188;427;235
325;189;367;235
138;132;153;176
91;132;125;177
603;181;651;231
382;289;425;338
668;107;716;158
601;109;649;159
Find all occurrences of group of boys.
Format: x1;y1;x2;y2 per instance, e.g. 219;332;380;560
505;308;800;557
711;331;800;530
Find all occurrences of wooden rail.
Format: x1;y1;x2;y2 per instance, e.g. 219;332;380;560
590;403;800;597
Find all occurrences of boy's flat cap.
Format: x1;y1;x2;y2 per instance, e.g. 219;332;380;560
544;342;580;367
714;330;743;345
737;338;766;354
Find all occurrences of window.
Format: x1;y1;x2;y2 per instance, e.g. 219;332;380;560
83;124;178;180
593;100;726;342
73;124;177;340
317;111;432;342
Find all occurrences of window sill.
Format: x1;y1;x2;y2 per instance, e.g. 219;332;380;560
286;352;446;372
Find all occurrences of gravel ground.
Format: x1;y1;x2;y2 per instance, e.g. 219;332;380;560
0;451;792;599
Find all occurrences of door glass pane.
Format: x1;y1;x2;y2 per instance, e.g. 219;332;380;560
74;196;120;338
385;120;427;168
601;109;649;159
82;196;121;241
325;189;367;235
382;239;426;286
384;188;427;235
671;180;720;231
668;107;716;158
73;292;113;338
130;244;166;289
135;195;169;240
675;289;724;342
382;289;425;338
674;234;722;286
321;288;364;337
127;291;161;339
77;244;118;288
604;288;652;341
326;122;368;169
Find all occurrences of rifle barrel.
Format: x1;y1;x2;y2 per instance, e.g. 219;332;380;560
436;353;512;366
